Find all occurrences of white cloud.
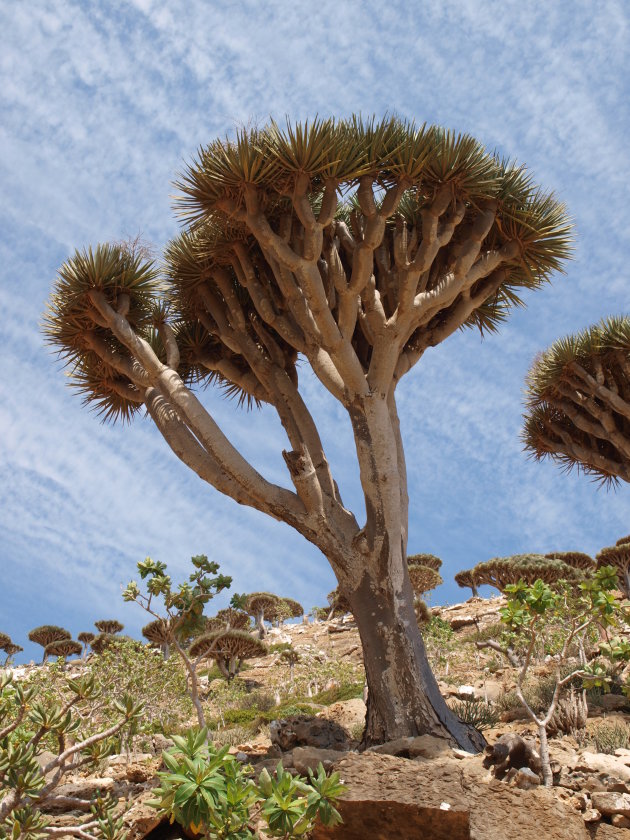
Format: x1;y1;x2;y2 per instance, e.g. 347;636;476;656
1;0;629;660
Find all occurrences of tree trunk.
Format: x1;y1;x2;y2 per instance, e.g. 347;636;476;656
347;563;486;752
538;724;553;786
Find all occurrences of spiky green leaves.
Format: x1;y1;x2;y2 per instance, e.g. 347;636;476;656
407;553;442;572
44;244;163;422
523;315;630;484
407;563;443;595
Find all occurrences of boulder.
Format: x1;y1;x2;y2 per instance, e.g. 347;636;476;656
591;791;630;818
317;698;366;735
570;752;630;784
368;734;452;760
512;767;541;790
53;776;115;801
449;615;477;630
311;751;589;840
289;746;344;774
269;715;350;751
123;789;163;840
589;824;630;839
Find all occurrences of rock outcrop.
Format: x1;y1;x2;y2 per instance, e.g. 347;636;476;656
311;752;589;840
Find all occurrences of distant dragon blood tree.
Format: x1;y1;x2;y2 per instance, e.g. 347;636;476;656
523;316;630;484
45;116;571;750
457;553;583;594
596;538;630;597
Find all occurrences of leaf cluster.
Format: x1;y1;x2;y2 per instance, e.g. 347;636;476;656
0;672;142;840
150;727;345;838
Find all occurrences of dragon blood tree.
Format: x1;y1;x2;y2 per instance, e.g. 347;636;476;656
523;315;630;484
454;569;480;598
44;116;572;749
458;553;583;594
94;619;124;635
189;629;267;682
142;618;174;659
597;539;630;597
28;625;71;663
77;630;95;659
544;551;596;573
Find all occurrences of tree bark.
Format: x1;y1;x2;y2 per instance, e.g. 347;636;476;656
347;560;486;752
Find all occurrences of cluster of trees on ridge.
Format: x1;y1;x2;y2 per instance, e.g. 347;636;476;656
43;114;629;750
455;535;630;598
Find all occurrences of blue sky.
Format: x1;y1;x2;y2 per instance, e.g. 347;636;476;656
1;0;628;663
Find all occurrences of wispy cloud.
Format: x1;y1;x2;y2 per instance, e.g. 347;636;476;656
1;0;628;660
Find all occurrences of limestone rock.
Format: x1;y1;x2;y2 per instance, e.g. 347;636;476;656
582;808;602;823
591;791;630;817
311;751;588;840
269;715;350;751
611;814;630;828
589;824;630;839
317;698;366;735
512;767;541;789
571;752;630;784
53;776;115;801
123;789;163;840
290;746;343;774
368;734;452;760
457;685;476;699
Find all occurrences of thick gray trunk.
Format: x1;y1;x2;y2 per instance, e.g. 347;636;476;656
347;563;485;752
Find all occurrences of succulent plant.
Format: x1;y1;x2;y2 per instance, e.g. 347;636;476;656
278;597;304;621
407;563;443;596
77;631;96;660
244;592;282;637
214;607;251;630
0;632;11;649
2;643;23;665
27;625;72;662
326;588;352;620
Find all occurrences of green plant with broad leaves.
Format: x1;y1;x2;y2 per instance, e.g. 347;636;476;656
123;555;232;728
149;727;346;839
477;565;626;786
0;671;143;839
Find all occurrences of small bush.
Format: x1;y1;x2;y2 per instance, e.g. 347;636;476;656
449;696;498;732
269;641;293;654
313;682;364;705
423;616;453;641
591;721;630;755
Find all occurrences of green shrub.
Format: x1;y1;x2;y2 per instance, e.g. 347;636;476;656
268;642;293;654
449;696;499;731
423;615;453;641
89;637;192;736
591;721;630;755
149;727;346;838
313;681;364;705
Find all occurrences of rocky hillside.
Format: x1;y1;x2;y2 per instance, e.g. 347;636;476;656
6;595;630;839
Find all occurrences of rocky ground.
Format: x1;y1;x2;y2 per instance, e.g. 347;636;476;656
10;595;630;838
